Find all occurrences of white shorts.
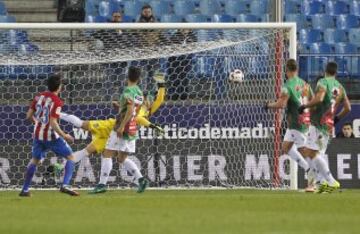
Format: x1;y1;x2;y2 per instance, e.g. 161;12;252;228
283;129;307;148
305;125;329;154
105;130;136;153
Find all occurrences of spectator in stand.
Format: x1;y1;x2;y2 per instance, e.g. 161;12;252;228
92;11;129;49
135;4;161;93
337;122;355;138
138;4;156;23
92;11;130;100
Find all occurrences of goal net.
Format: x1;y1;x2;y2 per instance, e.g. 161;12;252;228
0;23;297;190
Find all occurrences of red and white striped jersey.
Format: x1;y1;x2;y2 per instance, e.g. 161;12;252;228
30;91;63;141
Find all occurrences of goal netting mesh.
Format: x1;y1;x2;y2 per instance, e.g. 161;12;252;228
0;23;294;189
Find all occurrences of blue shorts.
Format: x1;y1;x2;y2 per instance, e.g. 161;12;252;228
32;138;73;160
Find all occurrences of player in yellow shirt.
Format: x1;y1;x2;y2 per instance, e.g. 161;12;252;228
59;77;165;164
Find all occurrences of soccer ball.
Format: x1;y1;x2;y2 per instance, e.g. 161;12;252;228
229;69;244;83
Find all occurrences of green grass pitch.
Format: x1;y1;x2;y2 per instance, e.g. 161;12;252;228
1;189;360;234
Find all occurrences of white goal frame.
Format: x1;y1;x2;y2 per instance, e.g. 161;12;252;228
0;22;298;190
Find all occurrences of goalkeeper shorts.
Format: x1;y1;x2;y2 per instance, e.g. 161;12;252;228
88;119;116;153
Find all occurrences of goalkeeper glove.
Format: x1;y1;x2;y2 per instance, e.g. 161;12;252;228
298;105;306;114
334;116;340;125
153;72;166;88
149;123;165;135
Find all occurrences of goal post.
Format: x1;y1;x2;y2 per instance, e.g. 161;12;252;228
0;22;298;190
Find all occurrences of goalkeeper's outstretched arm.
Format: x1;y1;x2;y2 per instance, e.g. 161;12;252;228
150;86;166;115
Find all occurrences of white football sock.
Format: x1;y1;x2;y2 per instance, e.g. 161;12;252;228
306;157;324;183
288;146;309;171
313;154;337;186
99;157;113;185
123;158;142;182
73;149;90;163
60;113;83;128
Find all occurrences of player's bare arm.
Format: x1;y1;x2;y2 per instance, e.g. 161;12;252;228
303;87;325;108
266;93;289;109
334;94;351;124
50;117;74;143
117;102;133;138
26;108;35;123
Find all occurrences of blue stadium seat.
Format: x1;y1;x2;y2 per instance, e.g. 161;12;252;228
334;43;359;77
0;15;16;23
17;43;39;55
350;0;360;16
250;0;269;15
173;0;195;16
85;0;101;15
334;43;358;53
326;1;349;15
122;15;135;22
185;14;210;22
311;15;335;29
108;0;122;13
199;0;221;15
212;14;234;22
336;15;360;29
0;2;7;15
259;14;270;22
95;15;108;22
299;43;311;53
224;0;249;15
109;0;124;11
98;1;110;17
6;30;29;48
124;1;142;17
285;0;301;14
298;29;323;44
309;43;334;53
324;29;348;43
236;14;259;22
349;28;360;45
161;14;183;22
149;1;171;17
302;1;325;15
284;14;309;28
85;15;96;23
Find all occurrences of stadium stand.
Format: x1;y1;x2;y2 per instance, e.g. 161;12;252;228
173;0;195;16
224;0;249;15
0;0;358;97
285;0;360;87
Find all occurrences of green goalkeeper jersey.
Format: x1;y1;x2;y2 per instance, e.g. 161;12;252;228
311;76;346;136
115;85;143;140
281;76;313;133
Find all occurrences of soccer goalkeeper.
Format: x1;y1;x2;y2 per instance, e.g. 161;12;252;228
58;74;165;164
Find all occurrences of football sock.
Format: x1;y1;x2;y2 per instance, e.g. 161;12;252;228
22;163;37;192
313;154;337;186
99;157;113;185
123;158;142;183
60;113;83;128
63;160;75;186
288;145;309;171
306;157;323;183
73;149;90;163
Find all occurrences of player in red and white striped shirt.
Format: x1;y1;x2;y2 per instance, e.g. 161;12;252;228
19;74;79;197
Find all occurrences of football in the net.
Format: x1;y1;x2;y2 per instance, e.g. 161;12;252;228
229;69;244;83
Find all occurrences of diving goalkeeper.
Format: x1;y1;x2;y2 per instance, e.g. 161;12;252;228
59;76;165;163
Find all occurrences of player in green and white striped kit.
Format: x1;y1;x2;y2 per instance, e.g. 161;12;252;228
266;59;316;191
298;62;351;193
